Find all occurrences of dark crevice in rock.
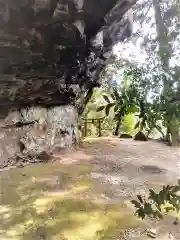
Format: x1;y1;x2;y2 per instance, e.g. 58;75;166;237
1;121;38;129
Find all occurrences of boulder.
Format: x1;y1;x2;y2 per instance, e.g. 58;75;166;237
134;132;148;141
0;0;137;115
0;105;79;168
0;0;138;168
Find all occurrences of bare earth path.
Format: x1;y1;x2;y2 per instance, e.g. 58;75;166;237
1;137;180;239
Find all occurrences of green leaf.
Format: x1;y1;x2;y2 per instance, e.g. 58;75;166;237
158;190;165;204
144;202;153;215
105;103;115;116
96;106;105;112
149;189;156;199
172;186;180;193
128;105;139;113
131;200;141;208
103;95;110;103
137;208;146;219
171;197;179;206
137;195;143;203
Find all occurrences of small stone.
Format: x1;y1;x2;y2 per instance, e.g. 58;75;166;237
134;132;148;141
168;233;174;240
32;177;36;182
173;217;179;225
21;173;27;176
146;229;157;238
38;151;51;162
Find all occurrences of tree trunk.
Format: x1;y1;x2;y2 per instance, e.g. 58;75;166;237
152;0;179;146
114;120;121;136
169;115;180;146
140;122;144;132
98;119;102;137
165;125;171;143
170;127;179;147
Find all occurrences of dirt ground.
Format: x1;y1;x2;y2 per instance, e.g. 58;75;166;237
0;137;180;239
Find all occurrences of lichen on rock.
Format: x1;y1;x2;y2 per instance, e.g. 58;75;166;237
19;105;79;154
0;105;79;168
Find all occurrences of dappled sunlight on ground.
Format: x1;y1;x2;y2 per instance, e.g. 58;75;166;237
1;137;180;239
0;160;141;240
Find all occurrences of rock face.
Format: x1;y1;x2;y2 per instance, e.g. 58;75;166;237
0;0;137;113
19;105;79;154
0;105;79;167
0;0;137;167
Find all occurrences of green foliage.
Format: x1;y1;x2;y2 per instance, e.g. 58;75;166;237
83;37;180;140
121;114;137;135
96;82;139;135
134;99;166;138
82;88;116;136
132;0;180;145
131;180;180;220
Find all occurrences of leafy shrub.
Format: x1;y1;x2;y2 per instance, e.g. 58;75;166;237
131;180;180;220
121;114;137;135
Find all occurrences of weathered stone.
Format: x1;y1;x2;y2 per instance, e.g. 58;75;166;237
0;0;138;167
134;132;148;141
0;127;25;168
146;229;157;238
0;105;79;168
0;0;137;113
19;105;79;154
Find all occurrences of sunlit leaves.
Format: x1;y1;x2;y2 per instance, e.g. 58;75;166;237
131;180;180;221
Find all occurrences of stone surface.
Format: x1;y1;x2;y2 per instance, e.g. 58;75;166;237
0;0;138;167
134;132;148;141
20;105;79;154
0;105;79;168
146;229;157;238
0;0;137;115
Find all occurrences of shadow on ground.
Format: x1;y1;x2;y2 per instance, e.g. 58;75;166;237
0;159;141;240
1;137;178;239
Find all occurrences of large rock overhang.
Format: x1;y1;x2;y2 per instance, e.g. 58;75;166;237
0;0;137;116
